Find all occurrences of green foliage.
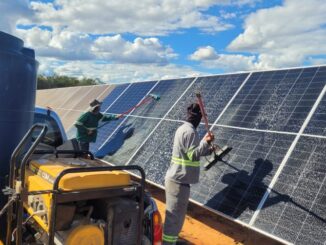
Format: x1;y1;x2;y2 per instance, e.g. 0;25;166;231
37;75;103;89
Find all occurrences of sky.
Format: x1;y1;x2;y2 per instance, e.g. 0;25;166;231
1;0;326;83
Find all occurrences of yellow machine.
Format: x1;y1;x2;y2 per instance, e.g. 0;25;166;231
1;124;153;245
25;158;131;243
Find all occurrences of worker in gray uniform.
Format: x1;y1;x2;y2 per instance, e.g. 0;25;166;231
163;103;214;245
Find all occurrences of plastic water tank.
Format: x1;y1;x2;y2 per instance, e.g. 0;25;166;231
0;31;38;234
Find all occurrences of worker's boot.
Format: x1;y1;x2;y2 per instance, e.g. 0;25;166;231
175;238;189;245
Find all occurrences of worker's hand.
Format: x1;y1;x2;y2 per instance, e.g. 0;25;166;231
87;129;94;135
204;132;214;144
115;114;123;119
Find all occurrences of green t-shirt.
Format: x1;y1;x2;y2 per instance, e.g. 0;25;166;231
75;112;117;143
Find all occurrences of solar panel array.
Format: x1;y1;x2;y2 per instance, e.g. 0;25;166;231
37;65;326;245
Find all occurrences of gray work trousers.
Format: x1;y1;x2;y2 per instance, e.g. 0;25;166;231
163;179;190;245
78;141;89;151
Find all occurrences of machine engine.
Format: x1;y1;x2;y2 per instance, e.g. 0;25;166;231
22;157;143;245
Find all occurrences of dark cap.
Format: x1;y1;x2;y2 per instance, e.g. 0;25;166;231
90;99;102;108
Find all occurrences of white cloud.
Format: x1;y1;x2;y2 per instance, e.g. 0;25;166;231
92;35;177;64
228;0;326;68
0;0;33;33
16;28;176;64
189;46;262;71
16;27;94;60
205;54;257;71
28;0;235;35
189;46;219;61
38;58;204;83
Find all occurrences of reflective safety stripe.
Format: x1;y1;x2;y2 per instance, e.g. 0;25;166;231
171;156;200;167
75;121;83;125
162;234;178;243
186;146;196;160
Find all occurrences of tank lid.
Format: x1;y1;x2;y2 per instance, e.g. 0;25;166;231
0;31;24;53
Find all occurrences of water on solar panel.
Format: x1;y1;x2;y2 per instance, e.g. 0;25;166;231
131;78;194;118
166;73;249;123
193;126;294;223
107;81;157;114
218;68;324;133
90;119;123;152
97;117;160;165
100;83;130;112
254;136;326;245
304;95;326;136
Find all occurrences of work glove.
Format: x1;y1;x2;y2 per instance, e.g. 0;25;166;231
115;114;123;119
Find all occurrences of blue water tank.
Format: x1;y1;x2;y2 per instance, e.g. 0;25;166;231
0;31;38;234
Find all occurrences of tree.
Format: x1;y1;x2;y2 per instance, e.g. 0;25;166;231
37;75;101;89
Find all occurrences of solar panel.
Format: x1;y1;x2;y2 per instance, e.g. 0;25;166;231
166;73;249;123
107;81;157;114
93;66;325;244
217;68;323;132
304;96;326;136
127;121;294;220
131;78;195;118
36;64;326;245
97;117;161;164
100;83;130;112
92;81;158;152
126;120;182;184
194;127;295;222
91;119;124;152
253;136;326;245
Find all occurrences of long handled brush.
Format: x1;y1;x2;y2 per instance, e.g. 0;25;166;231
195;92;232;171
119;93;160;116
97;93;160;130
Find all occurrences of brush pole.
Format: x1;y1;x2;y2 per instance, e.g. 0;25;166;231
196;93;211;135
120;96;153;115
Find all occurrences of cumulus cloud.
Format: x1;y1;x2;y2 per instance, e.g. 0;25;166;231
228;0;326;68
16;28;176;64
92;35;177;64
38;58;204;83
0;0;33;33
28;0;235;35
16;27;94;60
204;53;257;71
190;46;257;71
189;46;219;61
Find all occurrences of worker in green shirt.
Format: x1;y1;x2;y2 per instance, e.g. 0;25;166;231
74;99;121;151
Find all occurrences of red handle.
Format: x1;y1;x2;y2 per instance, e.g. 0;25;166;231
196;93;212;135
120;96;153;116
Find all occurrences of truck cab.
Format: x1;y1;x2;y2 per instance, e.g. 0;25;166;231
28;106;163;245
33;107;67;148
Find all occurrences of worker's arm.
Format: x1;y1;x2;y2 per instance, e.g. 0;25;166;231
184;132;214;161
101;113;121;122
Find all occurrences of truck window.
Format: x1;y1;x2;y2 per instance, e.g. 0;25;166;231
33;113;63;147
